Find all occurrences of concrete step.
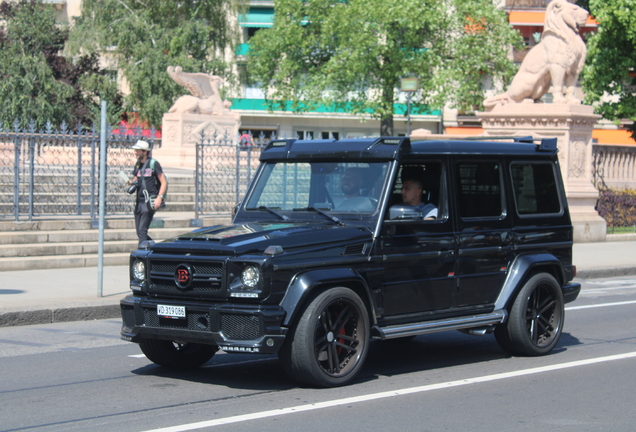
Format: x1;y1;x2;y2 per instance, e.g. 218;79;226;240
0;227;191;245
0;210;232;270
0;201;197;213
0;252;131;271
0;214;230;231
0;239;140;257
0;212;200;231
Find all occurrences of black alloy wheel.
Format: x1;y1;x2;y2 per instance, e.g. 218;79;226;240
495;272;564;356
280;287;370;387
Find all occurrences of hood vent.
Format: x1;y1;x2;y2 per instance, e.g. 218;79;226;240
344;243;366;255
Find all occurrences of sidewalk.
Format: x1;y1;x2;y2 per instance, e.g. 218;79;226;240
1;240;635;327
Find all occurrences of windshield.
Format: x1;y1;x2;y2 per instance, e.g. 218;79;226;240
244;161;390;217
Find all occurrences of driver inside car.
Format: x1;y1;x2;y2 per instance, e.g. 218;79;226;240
398;166;438;219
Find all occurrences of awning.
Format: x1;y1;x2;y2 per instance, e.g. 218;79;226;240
239;8;274;28
593;129;636;145
508;11;597;27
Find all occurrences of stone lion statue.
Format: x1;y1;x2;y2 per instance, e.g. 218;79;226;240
484;0;588;110
167;66;232;115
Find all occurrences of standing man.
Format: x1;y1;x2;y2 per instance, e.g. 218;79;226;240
128;140;168;247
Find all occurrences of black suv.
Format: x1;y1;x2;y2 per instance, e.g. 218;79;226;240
121;136;580;387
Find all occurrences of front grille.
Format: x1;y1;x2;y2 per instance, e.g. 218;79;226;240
148;259;224;297
221;314;262;340
143;308;211;331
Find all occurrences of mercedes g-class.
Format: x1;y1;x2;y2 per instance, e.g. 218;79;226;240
120;136;580;387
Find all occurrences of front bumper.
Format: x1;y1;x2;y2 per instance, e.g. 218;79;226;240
120;295;288;354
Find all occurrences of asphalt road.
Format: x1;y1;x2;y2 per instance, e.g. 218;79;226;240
1;276;636;432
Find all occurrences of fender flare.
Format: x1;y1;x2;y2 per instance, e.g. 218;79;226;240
279;268;375;327
494;253;565;311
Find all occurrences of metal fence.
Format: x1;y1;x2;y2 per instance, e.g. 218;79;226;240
195;130;273;218
0;120;159;221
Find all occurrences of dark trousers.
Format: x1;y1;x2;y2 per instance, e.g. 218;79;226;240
134;201;154;247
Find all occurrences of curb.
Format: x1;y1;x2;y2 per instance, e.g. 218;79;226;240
0;304;121;328
575;267;636;280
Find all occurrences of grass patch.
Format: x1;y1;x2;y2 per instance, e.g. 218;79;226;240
607;226;636;234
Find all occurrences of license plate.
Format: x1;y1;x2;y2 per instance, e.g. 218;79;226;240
157;304;186;319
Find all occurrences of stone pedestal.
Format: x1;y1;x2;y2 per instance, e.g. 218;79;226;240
153;112;241;169
477;104;606;243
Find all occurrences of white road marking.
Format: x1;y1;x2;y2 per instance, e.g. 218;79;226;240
566;300;636;311
139;351;636;432
128;354;146;358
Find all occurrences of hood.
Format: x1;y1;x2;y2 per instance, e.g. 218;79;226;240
150;222;372;255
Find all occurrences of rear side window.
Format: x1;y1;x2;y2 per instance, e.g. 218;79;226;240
510;162;562;216
456;162;503;218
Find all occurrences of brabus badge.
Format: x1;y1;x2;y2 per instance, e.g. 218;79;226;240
174;264;193;290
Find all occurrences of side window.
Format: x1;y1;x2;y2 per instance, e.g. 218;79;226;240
389;162;445;220
511;162;562;215
456;161;503;218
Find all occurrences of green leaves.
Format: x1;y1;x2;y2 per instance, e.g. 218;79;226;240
0;0;121;129
582;0;636;138
247;0;521;135
68;0;245;127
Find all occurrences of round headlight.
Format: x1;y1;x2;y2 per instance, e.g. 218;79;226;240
133;260;146;281
241;265;260;288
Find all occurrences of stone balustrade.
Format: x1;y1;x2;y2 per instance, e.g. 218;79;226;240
593;143;636;190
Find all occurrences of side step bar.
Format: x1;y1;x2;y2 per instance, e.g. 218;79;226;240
373;310;507;340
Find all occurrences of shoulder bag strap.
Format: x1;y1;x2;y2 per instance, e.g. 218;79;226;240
139;158;151;200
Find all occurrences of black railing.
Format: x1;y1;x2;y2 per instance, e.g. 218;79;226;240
0;120;159;222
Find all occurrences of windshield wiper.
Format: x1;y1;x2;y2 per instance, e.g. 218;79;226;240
294;207;345;226
246;206;289;221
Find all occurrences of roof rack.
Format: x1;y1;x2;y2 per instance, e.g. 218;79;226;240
412;135;537;142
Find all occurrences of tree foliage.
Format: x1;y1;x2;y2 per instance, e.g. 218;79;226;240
68;0;246;127
247;0;522;135
582;0;636;139
0;0;120;129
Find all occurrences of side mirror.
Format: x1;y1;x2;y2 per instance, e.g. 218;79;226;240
388;205;423;220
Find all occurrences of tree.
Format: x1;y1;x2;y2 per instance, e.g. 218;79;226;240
0;0;120;129
247;0;523;135
582;0;636;139
68;0;246;128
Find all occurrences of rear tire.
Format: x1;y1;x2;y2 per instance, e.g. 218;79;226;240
139;339;217;369
495;273;564;356
279;287;370;387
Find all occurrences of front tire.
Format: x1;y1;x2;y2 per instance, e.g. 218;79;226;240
495;273;564;356
139;339;217;369
280;287;370;387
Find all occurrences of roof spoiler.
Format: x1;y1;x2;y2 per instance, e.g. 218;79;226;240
538;138;558;152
